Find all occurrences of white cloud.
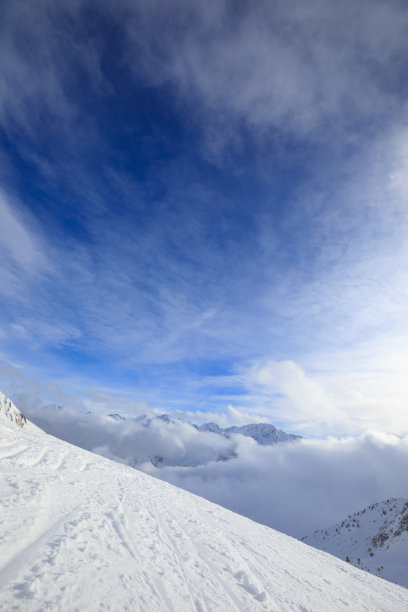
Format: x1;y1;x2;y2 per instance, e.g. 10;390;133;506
0;189;49;278
245;360;346;434
224;125;408;436
18;401;241;469
235;347;408;437
80;389;149;416
226;405;267;425
0;1;106;143
388;129;408;199
174;405;267;427
2;0;406;155
173;409;230;426
1;1;408;438
153;431;408;538
122;0;408;146
12;388;408;541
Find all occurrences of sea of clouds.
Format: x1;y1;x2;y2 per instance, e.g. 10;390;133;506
21;402;408;539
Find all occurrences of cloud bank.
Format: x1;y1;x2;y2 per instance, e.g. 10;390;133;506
21;402;241;468
18;396;408;539
150;431;408;538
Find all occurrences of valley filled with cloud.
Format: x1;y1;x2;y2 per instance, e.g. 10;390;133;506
17;397;408;540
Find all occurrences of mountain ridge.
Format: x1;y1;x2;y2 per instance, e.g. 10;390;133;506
197;421;301;444
303;497;408;588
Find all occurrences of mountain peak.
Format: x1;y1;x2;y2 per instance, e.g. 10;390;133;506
198;421;301;445
0;391;27;428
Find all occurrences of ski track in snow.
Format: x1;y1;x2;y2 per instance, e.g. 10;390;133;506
1;422;408;611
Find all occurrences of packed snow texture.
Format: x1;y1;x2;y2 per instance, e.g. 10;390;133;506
303;498;408;588
1;409;408;610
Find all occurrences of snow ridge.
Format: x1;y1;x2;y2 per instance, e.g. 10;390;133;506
303;497;408;588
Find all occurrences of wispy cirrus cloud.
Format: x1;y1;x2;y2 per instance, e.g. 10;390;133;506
0;188;52;303
2;121;408;434
0;1;408;436
121;0;408;151
0;189;49;272
0;1;107;141
1;1;407;154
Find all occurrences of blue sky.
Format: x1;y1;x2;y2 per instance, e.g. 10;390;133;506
1;0;408;436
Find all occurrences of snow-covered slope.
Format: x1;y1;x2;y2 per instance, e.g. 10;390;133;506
197;421;301;444
302;498;408;589
1;413;408;610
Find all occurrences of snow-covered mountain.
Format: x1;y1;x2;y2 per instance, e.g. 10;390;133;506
107;412;178;426
198;421;301;444
1;398;407;610
106;411;301;446
0;389;28;428
20;402;301;471
302;498;408;589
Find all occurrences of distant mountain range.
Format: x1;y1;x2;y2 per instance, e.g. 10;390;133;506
103;412;302;466
303;497;408;588
196;421;301;445
107;412;302;446
2;391;300;452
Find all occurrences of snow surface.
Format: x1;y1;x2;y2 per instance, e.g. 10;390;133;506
303;498;408;589
1;412;408;610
